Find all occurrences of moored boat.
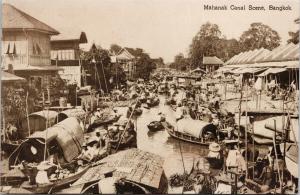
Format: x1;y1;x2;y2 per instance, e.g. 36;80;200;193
147;121;164;132
161;119;218;145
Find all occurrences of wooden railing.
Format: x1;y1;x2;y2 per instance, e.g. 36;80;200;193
29;55;51;66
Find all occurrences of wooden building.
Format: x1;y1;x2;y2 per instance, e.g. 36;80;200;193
202;56;224;73
1;3;61;91
50;32;88;87
116;48;137;80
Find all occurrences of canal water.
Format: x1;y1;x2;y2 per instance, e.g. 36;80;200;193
116;91;210;180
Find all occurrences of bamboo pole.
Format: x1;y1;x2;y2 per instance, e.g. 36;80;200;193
26;91;31;136
245;83;248;179
273;119;283;193
237;84;243;149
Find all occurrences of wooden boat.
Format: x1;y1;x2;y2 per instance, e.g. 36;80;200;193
127;108;143;118
81;178;151;194
284;143;298;178
146;98;160;107
161;120;218;145
89;114;121;129
73;148;168;194
1;140;21;155
147;121;164;132
21;165;90;194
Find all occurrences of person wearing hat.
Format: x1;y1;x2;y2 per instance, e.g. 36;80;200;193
207;142;222;159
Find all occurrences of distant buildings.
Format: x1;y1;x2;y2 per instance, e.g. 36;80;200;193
202;56;224;73
50;32;88;87
1;3;60;91
115;47;137;80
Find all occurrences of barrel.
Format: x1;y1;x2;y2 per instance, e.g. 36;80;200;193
59;97;67;107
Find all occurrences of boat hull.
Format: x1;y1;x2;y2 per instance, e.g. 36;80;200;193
162;122;213;145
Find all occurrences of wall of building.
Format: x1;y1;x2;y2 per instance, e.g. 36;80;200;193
27;31;51;66
1;31;28;67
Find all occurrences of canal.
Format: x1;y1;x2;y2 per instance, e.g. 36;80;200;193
116;91;210;181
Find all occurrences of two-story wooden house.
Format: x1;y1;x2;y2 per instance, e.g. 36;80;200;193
1;3;60;91
50;32;88;87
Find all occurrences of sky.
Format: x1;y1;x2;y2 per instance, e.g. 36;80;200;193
3;0;299;62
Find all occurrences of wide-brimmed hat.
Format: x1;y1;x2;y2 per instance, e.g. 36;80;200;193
37;161;53;171
209;142;221;152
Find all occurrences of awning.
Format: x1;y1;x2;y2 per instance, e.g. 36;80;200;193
232;67;266;74
257;68;287;77
1;71;26;82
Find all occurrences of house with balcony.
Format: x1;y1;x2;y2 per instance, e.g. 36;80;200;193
1;3;61;92
50;32;88;87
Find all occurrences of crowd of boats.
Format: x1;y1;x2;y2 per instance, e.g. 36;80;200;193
0;69;298;194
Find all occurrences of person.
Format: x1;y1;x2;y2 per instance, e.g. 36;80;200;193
207;142;222;159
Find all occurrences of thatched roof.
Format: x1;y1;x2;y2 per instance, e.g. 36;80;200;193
2;3;59;35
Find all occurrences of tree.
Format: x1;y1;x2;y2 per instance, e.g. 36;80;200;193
135;55;156;80
110;44;122;54
81;44;112;92
189;22;222;68
215;38;241;62
239;23;281;51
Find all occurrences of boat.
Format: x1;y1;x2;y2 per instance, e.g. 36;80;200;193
161;119;218;145
73;148;168;194
146;97;160;107
147;121;164;132
283;143;298;178
1;140;21;155
81;178;151;194
127;108;143;118
9;117;84;168
88;114;121;129
21;165;90;194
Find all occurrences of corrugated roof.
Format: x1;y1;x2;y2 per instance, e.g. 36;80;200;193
2;3;59;35
203;56;224;65
262;43;295;62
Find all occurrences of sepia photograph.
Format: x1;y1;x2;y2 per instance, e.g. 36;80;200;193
0;0;299;194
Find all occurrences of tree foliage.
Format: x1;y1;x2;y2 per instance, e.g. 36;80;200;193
189;22;221;68
239;23;281;51
170;53;190;71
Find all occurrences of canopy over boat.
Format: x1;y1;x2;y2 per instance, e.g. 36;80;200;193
20;110;58;139
9;117;84;168
55;108;86;123
253;116;298;143
177;118;217;138
72;148;167;193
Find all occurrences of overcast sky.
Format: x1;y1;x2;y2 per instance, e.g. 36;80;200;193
3;0;299;62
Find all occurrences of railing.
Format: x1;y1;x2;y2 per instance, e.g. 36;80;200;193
29;55;51;66
50;60;80;66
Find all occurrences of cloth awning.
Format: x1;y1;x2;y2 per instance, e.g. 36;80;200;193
257;68;287;77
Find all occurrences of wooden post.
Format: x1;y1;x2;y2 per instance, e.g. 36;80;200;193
245;84;248;179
